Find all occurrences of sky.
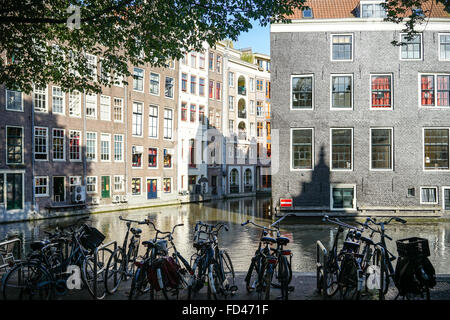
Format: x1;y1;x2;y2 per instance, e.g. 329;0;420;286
234;20;270;55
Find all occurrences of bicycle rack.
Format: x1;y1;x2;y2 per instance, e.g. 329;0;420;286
0;238;23;273
93;240;117;300
316;240;328;296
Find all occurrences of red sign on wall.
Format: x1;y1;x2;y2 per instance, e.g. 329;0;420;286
280;198;293;208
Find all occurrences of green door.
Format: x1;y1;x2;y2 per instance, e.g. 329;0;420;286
101;176;110;198
6;173;23;210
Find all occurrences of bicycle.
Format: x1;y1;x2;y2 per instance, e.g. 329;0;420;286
104;216;143;294
242;214;294;300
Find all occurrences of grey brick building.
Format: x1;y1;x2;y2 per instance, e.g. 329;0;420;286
271;0;450;216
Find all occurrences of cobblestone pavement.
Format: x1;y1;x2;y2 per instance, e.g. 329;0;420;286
59;273;450;300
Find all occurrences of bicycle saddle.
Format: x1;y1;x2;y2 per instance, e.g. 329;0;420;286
261;236;277;244
131;228;142;235
142;240;155;247
30;240;50;251
277;236;290;246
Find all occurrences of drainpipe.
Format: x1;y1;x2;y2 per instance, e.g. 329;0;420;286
124;84;128;195
83;90;87;185
31;92;36;213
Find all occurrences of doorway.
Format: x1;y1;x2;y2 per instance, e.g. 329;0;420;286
53;176;65;202
147;179;158;199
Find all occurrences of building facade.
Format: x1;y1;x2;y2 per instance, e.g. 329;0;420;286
271;0;450;215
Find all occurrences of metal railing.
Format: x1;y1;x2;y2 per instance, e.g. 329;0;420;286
316;240;328;296
0;238;22;273
93;240;117;300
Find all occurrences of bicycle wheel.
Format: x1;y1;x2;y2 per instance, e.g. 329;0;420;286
82;247;112;300
129;266;150;300
263;266;274;300
104;247;126;294
245;256;261;293
324;256;340;297
2;262;55;300
372;248;389;300
217;250;236;298
278;255;290;300
207;264;218;300
338;255;360;300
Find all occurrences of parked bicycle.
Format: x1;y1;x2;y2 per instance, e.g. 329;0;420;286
242;214;294;300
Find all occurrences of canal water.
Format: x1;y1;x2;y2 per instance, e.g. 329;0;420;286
2;196;450;274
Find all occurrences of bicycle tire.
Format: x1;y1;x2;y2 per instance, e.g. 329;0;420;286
2;261;55;300
245;256;260;293
324;257;340;297
338;255;360;300
104;247;125;294
128;267;150;300
81;247;112;300
218;250;235;298
372;248;389;300
263;267;274;300
207;264;218;300
278;255;290;300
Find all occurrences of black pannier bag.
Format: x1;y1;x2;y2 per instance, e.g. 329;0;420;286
79;224;105;251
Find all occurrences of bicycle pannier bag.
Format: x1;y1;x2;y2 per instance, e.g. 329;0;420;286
147;256;181;291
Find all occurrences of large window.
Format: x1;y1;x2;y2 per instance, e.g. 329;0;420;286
199;78;205;96
424;128;449;170
189;139;196;168
164;149;172;168
371;75;392;108
331;128;353;170
52;86;65;114
35;177;49;197
150;72;160;95
361;2;386;18
164;108;173;139
86;132;97;161
420;74;450;107
163;178;172;193
86;93;97;118
133;67;144;92
100;95;111;121
400;33;422;60
440;34;450;60
420;187;438;204
69;91;81;117
331;185;356;210
181;73;187;92
34;127;48;161
216;82;221;100
6;89;23;111
113;97;123;122
331;75;353;109
181;102;187;121
190;75;196;94
291;75;313;109
228;96;234;111
132;102;143;136
114;134;124;161
114;176;124;192
52;128;65;161
86;176;97;194
371;128;393;170
149;105;158;138
291;129;313;170
33;85;48;112
165;77;174;98
132;146;143;168
148;148;157;168
199;105;205;125
7;127;23;164
331;34;353;61
131;178;141;195
190;104;196;122
69;130;81;161
100;133;110;161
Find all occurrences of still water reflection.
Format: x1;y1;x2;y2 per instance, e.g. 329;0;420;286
1;196;450;273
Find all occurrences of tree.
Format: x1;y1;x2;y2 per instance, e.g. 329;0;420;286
0;0;308;93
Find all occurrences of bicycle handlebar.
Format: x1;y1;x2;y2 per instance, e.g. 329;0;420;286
323;215;364;232
241;220;279;233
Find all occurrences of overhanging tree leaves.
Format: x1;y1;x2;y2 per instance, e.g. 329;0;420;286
0;0;308;94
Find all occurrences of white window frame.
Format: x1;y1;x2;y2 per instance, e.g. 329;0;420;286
52;128;66;161
360;1;387;19
85;53;97;79
370;127;394;171
6;89;24;112
330;128;354;172
290;74;314;111
33;85;48;113
148;105;159;139
420;186;439;204
86;131;98;162
442;186;450;210
330;34;354;62
113;97;123;122
163;108;174;140
149;72;160;96
114;175;125;192
69;90;81;118
113;134;124;162
132;101;144;137
86;176;98;194
52;86;65;115
162;177;172;194
418;73;450;109
34;176;49;197
330;74;354;110
330;184;357;211
165;76;175;99
422;127;450;171
370;74;394;110
34;126;48;161
133;67;145;92
100;95;111;121
69;130;82;162
290;128;315;172
132;145;144;169
131;177;142;195
438;33;450;62
229;72;234;87
6;126;24;165
399;33;423;61
85;93;98;119
100;133;111;162
147;147;159;169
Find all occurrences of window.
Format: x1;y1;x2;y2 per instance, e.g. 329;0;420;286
33;85;48;112
85;54;97;78
6;126;23;164
361;2;386;18
216;82;221;100
420;74;450;107
199;53;205;69
228;96;234;111
208;109;214;128
199;105;205;125
100;60;110;83
6;89;23;111
250;100;255;114
424;128;449;170
114;134;124;161
69;176;81;194
209;80;214;99
443;187;450;210
149;105;158;138
331;75;353;109
100;133;110;161
52;128;65;161
331;34;353;61
229;72;234;87
189;139;196;168
191;52;197;68
420;187;438;204
131;178;141;195
209;52;214;71
148;148;157;168
371;75;392;108
113;97;123;122
229;120;234;132
250;78;255;92
257;122;263;137
215;112;221;129
256;80;263;91
408;188;416;197
190;75;197;94
34;127;48;161
400;33;422;60
69;91;81;117
86;93;97;118
86;132;97;161
331;129;353;170
440;34;450;60
181;102;187;121
132;146;143;168
35;177;49;197
132;102;143;136
190;104;196;122
291;129;313;170
371;128;393;170
164;109;173;139
150;72;160;95
250;122;254;136
199;78;205;96
302;8;313;18
331;185;356;210
100;95;111;121
256;101;263;116
291;75;313;109
165;77;174;98
133;67;144;92
87;176;97;194
163;178;172;193
181;73;187;92
164;149;172;168
52;86;65;114
69;130;81;161
216;55;222;73
114;176;124;192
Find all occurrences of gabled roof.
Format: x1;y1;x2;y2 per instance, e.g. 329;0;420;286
287;0;450;20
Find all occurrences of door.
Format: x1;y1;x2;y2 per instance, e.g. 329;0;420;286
101;176;110;198
444;188;450;211
53;176;65;202
6;173;23;210
147;179;157;199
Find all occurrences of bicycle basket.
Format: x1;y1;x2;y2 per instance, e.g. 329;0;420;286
193;230;209;244
396;237;430;258
79;224;105;251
